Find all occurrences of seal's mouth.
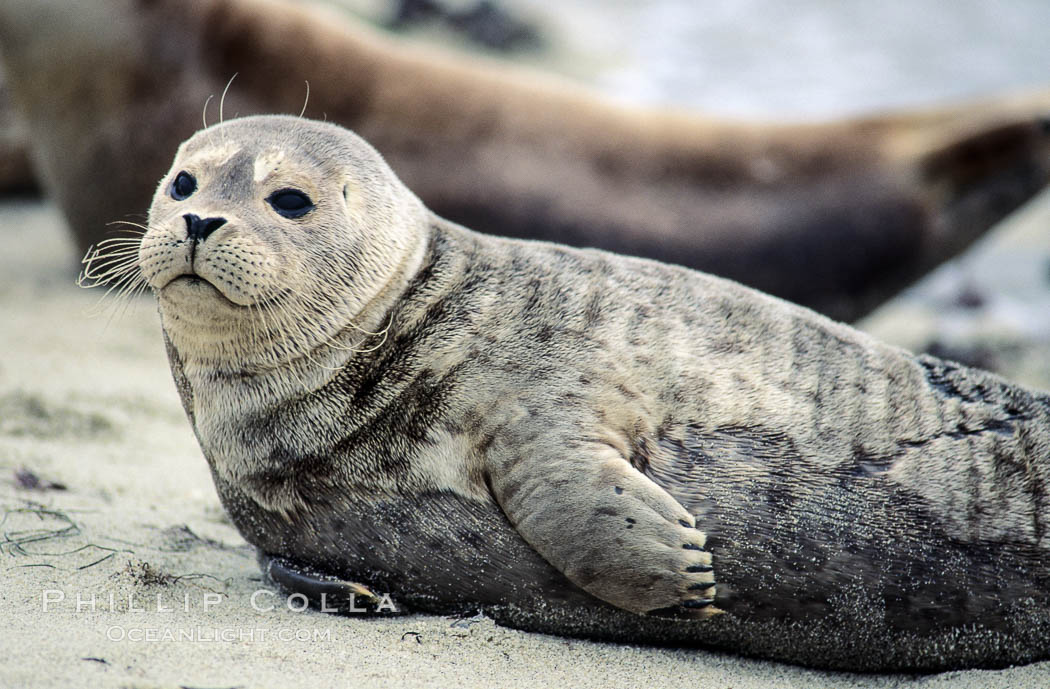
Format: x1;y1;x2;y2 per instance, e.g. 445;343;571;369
159;273;230;304
158;272;262;310
164;273;215;290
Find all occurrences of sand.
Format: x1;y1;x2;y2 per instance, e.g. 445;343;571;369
1;196;1049;689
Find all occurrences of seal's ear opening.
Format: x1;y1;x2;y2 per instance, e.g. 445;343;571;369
341;177;367;219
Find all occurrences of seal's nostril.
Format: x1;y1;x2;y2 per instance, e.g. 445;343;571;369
183;214;199;238
201;217;227;239
183;214;228;242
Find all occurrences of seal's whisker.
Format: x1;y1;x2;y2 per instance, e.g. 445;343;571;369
90;240;144;250
278;110;310;159
81;230;149;279
79;267;140;292
284;282;394;341
85;245;146;262
105;220;150;234
202;93;214;130
298;80;310;119
84;268;149;319
219;73;238;125
91;265;145;298
79;247;140;276
339;327;390;355
253;300;316;387
78;256;139;286
253;299;300;374
80;262;139;284
85;239;142;252
243;301;270;366
82;256;140;274
77;227;150;322
280;297;389;356
90;238;143;250
107;273;151;319
83;246;142;260
249;297;297;366
245;290;371;376
347;316;393;342
99;232;146;241
275;297;341;368
243;300;265;366
129;279;152;301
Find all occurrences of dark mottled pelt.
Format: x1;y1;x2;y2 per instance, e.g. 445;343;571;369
149;117;1050;672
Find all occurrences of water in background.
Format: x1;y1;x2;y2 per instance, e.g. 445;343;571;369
510;0;1050;118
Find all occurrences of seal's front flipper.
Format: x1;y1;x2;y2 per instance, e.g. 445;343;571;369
487;441;720;619
259;552;401;615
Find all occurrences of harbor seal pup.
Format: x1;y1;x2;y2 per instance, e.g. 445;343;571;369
115;115;1050;672
6;0;1050;321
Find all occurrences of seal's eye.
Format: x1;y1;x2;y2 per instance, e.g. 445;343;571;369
170;171;197;201
267;189;315;219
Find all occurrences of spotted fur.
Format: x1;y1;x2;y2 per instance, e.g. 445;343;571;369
142;116;1050;671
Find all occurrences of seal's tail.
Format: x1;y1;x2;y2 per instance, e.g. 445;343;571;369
881;91;1050;265
767;90;1050;321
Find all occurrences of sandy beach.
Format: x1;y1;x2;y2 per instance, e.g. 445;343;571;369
0;189;1048;688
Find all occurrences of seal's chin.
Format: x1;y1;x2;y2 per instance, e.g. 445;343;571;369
159;275;240;311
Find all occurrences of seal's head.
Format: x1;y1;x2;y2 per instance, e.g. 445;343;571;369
139;115;427;371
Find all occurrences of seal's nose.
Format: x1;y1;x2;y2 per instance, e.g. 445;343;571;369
183;214;227;242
